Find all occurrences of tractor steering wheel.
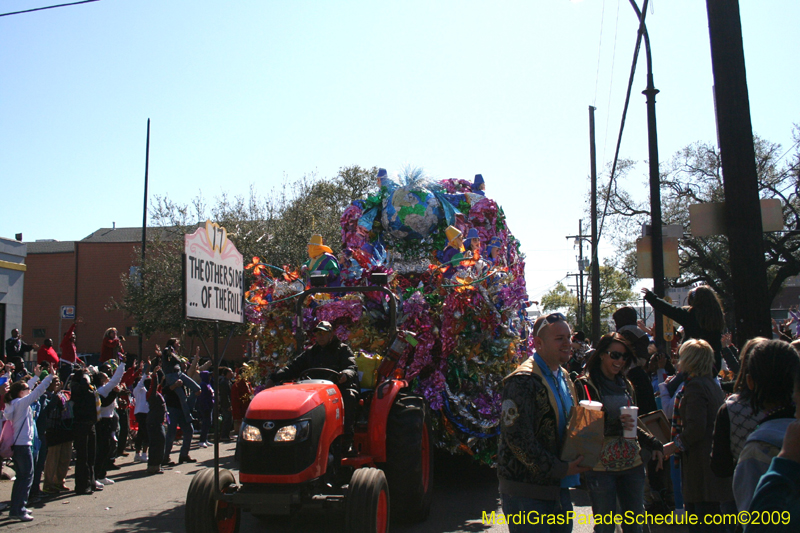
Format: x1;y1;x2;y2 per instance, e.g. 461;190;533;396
298;367;341;383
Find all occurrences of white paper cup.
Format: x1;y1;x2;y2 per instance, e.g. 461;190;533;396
620;405;639;439
579;400;603;411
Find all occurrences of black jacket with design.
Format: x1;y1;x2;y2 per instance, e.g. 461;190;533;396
497;356;577;501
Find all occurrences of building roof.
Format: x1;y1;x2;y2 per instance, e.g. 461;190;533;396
26;241;75;254
26;225;200;254
81;225;198;243
82;227;150;243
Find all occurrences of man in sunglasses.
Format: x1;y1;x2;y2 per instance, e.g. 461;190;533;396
497;312;590;533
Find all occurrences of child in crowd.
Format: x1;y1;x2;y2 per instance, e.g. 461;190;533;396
132;360;151;463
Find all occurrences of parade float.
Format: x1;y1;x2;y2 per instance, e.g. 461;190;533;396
242;169;532;464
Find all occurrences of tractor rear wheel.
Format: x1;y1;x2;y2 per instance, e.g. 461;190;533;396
384;392;433;523
185;468;241;533
346;467;390;533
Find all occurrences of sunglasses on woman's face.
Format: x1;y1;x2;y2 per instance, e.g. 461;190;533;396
604;350;628;360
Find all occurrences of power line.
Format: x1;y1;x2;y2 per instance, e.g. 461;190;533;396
595;0;650;253
602;0;622;171
592;0;607;107
775;137;800;165
0;0;101;18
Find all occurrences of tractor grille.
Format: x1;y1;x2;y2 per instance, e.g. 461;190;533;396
240;403;326;476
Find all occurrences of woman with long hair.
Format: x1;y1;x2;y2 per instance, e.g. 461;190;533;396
575;333;664;533
642;285;728;373
711;337;770;479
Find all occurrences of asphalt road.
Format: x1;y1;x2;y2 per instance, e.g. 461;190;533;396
0;440;687;533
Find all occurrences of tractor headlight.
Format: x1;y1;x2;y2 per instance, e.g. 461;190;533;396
274;420;310;442
241;423;262;442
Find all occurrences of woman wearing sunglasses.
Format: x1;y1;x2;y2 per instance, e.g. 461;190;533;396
575;333;665;533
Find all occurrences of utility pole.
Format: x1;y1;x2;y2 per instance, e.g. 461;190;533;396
139;118;150;359
578;221;585;331
566;220;589;332
566;277;582;325
706;0;771;345
589;106;601;345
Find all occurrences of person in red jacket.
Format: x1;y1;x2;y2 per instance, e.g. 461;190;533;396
59;324;77;365
37;338;59;366
100;328;124;363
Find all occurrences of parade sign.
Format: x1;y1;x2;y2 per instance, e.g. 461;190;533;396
184;221;244;323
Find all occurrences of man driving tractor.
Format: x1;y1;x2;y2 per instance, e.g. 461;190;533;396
265;321;359;452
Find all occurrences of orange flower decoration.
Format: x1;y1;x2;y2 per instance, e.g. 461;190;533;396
246;257;268;276
281;265;300;282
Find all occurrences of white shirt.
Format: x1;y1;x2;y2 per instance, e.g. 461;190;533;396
97;363;126;419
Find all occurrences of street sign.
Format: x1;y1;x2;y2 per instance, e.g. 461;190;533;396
636;236;680;279
60;305;76;320
184;220;244;323
689;199;783;237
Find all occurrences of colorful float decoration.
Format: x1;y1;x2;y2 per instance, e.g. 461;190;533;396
244;168;532;464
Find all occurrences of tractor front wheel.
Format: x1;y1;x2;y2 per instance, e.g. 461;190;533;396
346;467;390;533
185;468;241;533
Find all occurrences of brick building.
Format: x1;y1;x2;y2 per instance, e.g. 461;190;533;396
22;227;246;364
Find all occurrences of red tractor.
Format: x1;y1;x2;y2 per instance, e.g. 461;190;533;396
186;280;433;533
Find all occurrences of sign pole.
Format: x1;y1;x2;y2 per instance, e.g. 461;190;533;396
213;320;220;495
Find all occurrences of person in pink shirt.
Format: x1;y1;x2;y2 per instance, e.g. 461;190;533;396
36;339;59;367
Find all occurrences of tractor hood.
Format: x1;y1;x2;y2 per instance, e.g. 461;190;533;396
246;382;340;420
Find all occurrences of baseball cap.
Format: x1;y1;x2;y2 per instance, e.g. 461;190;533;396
314;321;332;332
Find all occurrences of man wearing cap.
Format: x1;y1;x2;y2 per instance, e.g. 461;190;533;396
497;313;589;533
304;234;341;286
265;321;358;450
612;307;658;416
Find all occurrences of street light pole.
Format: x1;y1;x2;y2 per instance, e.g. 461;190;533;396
629;0;666;350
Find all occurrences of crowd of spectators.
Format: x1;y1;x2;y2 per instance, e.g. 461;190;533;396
502;284;800;533
0;326;250;522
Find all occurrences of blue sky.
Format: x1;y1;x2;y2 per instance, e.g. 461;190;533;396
2;0;798;304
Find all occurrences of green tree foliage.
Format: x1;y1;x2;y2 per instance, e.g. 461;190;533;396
600;127;800;312
112;166;378;338
540;264;635;339
540;283;577;325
